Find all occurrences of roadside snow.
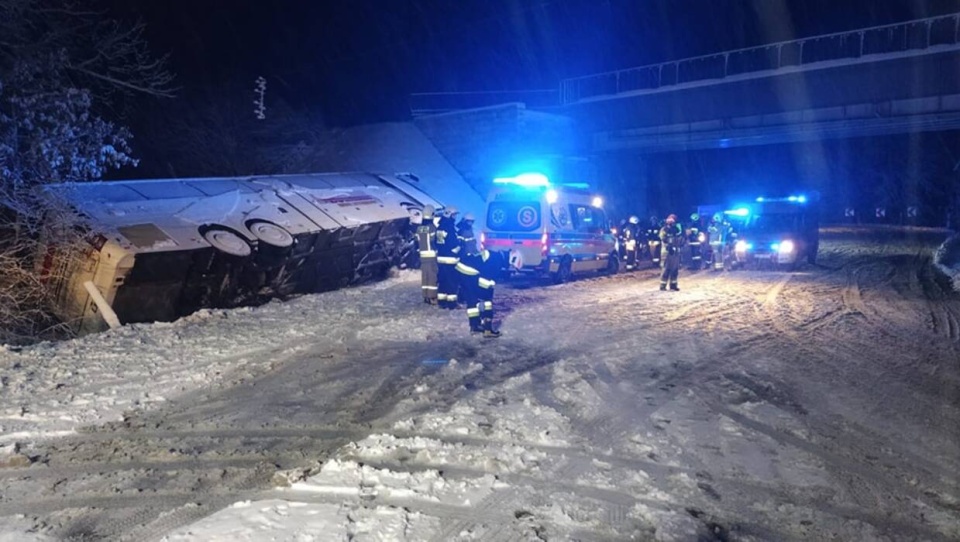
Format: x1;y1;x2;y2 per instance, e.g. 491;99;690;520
934;232;960;292
2;227;959;541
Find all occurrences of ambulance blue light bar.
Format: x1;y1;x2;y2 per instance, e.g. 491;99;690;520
756;194;808;204
492;172;550;187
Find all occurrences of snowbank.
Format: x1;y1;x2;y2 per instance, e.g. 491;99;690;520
934;232;960;292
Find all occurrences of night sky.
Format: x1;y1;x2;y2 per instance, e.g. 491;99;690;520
110;0;960;126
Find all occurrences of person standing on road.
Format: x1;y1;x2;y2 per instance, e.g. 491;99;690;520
416;205;439;305
659;214;685;291
647;215;663;266
622;215;642;270
436;206;461;309
457;212;479;256
456;249;506;337
707;212;733;271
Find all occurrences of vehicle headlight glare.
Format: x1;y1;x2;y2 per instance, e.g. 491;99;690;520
735;240;748;252
779;240;795;253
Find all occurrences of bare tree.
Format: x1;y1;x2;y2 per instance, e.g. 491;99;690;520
0;0;174;342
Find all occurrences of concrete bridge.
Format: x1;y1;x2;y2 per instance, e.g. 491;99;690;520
412;13;960;157
560;12;960;153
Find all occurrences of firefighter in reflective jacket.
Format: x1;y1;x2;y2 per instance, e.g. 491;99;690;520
456;249;505;337
436;206;461;309
686;213;704;270
659;214;684;291
457;212;479;256
707;213;733;270
647;216;663;266
622;215;642;270
416;205;439;304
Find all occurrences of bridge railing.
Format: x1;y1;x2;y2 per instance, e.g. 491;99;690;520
561;12;960;104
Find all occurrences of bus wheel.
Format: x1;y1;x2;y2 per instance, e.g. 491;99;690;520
248;221;294;248
552;256;573;284
202;227;252;257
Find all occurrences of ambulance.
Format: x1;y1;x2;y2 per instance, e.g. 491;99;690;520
479;173;618;283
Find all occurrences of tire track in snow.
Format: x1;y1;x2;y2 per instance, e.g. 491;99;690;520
721;243;960;536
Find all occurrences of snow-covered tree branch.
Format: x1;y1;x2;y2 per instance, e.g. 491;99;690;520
0;0;174;342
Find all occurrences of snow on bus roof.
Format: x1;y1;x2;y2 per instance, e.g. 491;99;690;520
49;172;404;205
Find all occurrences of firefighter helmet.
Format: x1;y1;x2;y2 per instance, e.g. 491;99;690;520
463;212;475;222
444;206;458;217
690;213;700;222
712;213;722;223
422;204;435;219
666;214;678;223
628;215;639;224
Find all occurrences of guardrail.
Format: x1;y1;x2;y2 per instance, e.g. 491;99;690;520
561;12;960;104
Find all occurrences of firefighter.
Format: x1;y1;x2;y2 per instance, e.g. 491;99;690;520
456;249;506;337
707;212;732;271
647;215;663;266
686;213;704;270
622;215;642;270
659;214;684;291
415;205;439;304
457;212;479;256
436;206;461;309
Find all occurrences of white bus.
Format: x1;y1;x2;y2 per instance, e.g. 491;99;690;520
41;172;443;334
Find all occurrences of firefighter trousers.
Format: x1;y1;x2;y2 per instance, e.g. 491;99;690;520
437;260;459;307
460;278;495;331
660;254;680;288
420;256;438;303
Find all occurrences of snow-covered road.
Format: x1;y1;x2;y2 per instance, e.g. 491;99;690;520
1;226;959;541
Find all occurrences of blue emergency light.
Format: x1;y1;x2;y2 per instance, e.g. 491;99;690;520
756;194;808;204
726;207;750;217
492;172;550;187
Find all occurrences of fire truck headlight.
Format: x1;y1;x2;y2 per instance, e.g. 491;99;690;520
546;189;559;204
591;196;603;208
735;240;749;252
779;240;795;254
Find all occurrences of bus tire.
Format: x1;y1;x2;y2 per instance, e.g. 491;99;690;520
247;220;294;248
201;227;252;258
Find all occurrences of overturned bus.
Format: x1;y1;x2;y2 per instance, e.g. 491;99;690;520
41;172;443;335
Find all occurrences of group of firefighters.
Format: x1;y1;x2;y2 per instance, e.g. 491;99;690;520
415;205;504;338
414;204;737;337
617;212;736;291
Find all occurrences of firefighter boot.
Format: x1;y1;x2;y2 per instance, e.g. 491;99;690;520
670;284;680;291
482;318;501;338
660;283;667;291
469;305;483;333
